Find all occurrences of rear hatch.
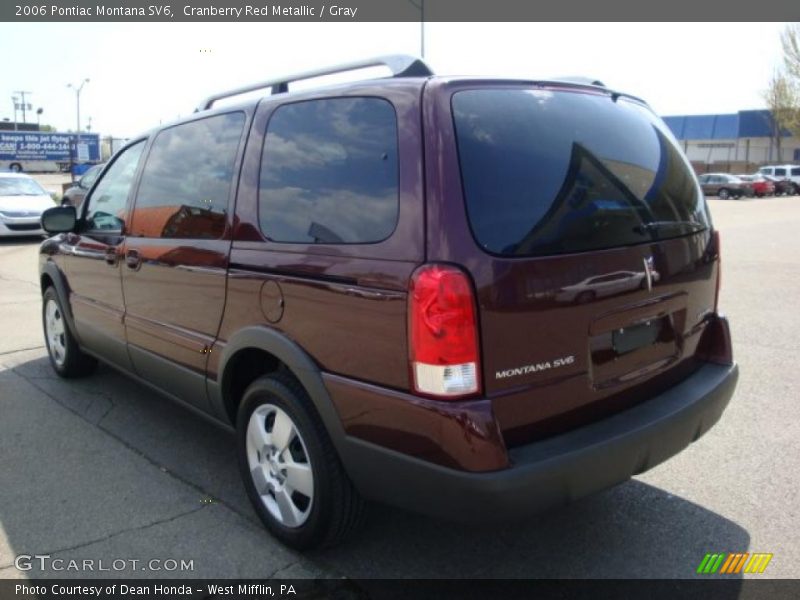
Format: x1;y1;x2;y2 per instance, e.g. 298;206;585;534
436;82;719;446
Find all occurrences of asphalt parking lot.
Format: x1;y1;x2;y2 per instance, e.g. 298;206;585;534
1;195;799;580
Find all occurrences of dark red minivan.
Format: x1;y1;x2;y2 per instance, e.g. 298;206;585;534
38;56;737;549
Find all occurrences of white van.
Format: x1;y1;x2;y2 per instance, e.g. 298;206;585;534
759;164;800;193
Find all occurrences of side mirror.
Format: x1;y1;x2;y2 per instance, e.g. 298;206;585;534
41;206;77;234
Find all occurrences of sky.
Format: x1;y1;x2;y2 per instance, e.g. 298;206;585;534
0;22;790;138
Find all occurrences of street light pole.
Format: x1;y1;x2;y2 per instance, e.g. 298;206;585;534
407;0;425;59
421;0;425;59
67;78;89;181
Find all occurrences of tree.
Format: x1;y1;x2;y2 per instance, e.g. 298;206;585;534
762;25;800;162
763;71;799;163
782;24;800;81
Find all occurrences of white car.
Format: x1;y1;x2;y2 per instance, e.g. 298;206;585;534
0;172;54;237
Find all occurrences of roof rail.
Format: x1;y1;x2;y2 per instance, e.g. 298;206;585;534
549;76;607;87
196;54;433;111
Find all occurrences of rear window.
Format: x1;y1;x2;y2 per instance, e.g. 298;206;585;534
452;89;710;257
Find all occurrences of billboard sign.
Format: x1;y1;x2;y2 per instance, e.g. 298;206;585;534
0;131;100;162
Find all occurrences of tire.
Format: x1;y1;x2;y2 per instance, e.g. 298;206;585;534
237;371;365;550
42;287;97;378
576;291;596;304
718;188;730;200
9;163;22;172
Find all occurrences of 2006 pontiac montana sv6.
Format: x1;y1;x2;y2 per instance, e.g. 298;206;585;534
39;56;738;549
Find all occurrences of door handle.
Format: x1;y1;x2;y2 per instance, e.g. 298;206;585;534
125;249;141;270
104;248;118;266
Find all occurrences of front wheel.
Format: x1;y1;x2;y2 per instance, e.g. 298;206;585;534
237;372;365;550
42;287;97;377
718;188;730;200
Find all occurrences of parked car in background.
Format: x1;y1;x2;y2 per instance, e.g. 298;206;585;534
759;165;800;194
61;163;105;207
697;173;753;199
764;174;795;196
0;172;53;237
738;174;775;197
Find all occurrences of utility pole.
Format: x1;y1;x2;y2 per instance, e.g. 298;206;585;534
67;78;90;181
13;91;32;123
407;0;425;58
11;96;18;130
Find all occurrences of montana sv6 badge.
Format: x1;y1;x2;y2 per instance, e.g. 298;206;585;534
495;355;576;380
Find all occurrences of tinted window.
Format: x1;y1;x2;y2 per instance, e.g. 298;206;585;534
83;141;145;232
452;89;710;257
792;168;800;176
775;168;786;176
259;98;398;244
131;112;244;239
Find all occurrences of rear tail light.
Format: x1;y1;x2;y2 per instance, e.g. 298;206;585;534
713;230;721;312
408;264;481;399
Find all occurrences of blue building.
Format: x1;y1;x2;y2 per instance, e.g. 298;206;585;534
662;109;799;168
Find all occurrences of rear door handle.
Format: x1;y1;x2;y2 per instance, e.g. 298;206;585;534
125;249;141;270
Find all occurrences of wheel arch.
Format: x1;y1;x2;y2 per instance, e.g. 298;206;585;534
213;326;346;449
40;261;79;340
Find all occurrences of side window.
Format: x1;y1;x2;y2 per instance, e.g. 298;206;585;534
775;168;786;177
259;97;399;244
130;112;245;239
83;141;145;232
792;168;800;177
80;165;102;190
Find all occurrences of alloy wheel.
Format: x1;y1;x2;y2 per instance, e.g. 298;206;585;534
245;403;314;528
44;299;67;367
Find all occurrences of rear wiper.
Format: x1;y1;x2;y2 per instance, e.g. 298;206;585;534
633;220;705;236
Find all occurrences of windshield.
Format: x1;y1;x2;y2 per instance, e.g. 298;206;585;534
452;88;710;257
0;177;48;196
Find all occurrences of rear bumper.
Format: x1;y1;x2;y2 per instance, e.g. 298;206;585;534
337;361;738;520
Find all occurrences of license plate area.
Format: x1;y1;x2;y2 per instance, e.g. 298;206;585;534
589;300;684;389
612;318;663;355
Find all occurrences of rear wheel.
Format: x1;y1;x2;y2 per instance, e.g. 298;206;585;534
237;371;364;549
718;188;730;200
42;287;97;377
9;162;22;172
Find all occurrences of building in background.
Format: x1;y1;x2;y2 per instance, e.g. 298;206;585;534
663;110;799;174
